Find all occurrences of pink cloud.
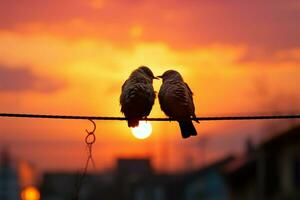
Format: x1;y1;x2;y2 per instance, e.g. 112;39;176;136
0;65;64;93
0;0;299;51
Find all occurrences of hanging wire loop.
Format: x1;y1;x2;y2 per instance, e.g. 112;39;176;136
74;119;97;200
85;119;96;145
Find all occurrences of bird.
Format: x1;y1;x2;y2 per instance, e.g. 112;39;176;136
158;70;199;138
120;66;157;127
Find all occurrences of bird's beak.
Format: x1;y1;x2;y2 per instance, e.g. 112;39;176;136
156;75;163;79
153;76;160;79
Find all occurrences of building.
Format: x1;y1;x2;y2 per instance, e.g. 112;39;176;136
40;158;153;200
40;156;235;200
40;172;117;200
0;149;20;200
131;156;233;200
182;156;233;200
116;158;154;200
226;126;300;200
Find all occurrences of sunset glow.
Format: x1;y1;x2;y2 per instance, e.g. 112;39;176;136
0;0;299;174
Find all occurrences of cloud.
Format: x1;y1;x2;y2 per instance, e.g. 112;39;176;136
0;65;64;93
0;0;299;53
237;47;300;64
0;0;300;54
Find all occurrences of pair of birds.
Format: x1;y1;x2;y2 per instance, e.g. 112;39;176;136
120;66;199;139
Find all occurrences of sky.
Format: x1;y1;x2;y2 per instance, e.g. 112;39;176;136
0;0;300;176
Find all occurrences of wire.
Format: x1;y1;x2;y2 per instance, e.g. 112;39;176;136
73;119;96;200
1;113;300;121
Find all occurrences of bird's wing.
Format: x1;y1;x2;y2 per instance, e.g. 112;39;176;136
184;82;199;123
184;82;193;96
158;84;172;117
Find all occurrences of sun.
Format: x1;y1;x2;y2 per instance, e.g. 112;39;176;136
131;121;152;139
21;186;40;200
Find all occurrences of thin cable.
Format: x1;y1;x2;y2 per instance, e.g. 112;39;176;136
74;119;96;200
1;113;300;121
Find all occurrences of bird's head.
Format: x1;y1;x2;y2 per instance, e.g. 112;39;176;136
138;66;159;80
157;70;183;82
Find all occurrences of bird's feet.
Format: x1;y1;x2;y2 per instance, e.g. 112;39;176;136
143;116;148;122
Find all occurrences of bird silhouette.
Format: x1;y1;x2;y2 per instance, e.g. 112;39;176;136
120;66;157;127
158;70;199;138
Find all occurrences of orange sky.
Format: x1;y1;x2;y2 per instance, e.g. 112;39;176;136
0;0;300;174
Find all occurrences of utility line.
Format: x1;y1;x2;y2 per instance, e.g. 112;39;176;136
1;113;300;121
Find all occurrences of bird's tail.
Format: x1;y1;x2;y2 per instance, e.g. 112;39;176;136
128;119;139;127
178;120;197;139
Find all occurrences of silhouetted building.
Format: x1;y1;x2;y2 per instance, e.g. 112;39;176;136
117;158;153;178
226;126;300;200
132;156;233;200
40;158;153;200
40;172;117;200
182;156;233;200
0;149;20;200
116;158;153;200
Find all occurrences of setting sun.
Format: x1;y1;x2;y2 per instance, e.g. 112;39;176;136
21;186;40;200
131;121;152;139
